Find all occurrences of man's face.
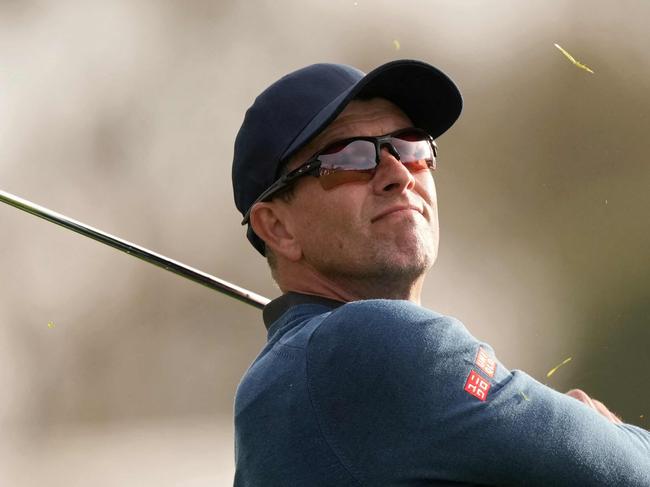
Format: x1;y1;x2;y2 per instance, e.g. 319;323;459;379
281;97;439;293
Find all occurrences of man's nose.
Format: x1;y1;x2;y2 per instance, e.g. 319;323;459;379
371;146;416;194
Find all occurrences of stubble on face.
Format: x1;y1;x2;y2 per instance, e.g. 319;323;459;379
303;192;437;299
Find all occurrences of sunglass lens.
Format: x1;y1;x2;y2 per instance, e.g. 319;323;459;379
318;140;377;189
315;131;435;190
391;132;435;171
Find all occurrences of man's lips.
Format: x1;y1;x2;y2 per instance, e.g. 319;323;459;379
371;205;423;223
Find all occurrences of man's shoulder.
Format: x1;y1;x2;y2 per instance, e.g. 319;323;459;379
333;298;446;321
308;299;476;360
316;299;465;338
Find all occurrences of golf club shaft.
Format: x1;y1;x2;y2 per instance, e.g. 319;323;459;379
0;189;270;310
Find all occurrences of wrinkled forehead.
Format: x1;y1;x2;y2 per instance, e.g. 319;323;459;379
287;97;414;169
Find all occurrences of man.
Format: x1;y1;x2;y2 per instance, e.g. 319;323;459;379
231;60;650;485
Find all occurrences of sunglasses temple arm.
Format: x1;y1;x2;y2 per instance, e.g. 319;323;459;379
241;172;297;225
0;189;270;310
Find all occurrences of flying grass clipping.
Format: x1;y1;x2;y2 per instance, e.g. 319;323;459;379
547;356;573;378
554;43;594;74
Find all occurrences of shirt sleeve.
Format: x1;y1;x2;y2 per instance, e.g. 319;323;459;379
306;300;650;486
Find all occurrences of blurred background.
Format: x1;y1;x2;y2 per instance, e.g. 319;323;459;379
1;0;648;484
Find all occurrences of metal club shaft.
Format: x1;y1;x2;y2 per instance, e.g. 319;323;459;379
0;189;270;310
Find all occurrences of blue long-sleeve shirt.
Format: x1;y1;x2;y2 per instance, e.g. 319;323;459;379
234;293;650;486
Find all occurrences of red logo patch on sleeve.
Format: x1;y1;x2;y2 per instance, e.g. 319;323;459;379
464;370;491;401
475;346;497;378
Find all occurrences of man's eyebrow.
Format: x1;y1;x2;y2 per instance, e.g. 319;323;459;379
294;132;341;164
310;130;342;151
309;134;346;155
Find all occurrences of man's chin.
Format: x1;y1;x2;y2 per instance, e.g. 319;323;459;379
390;234;436;266
372;246;433;279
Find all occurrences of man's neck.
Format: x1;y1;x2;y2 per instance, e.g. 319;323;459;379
278;263;424;304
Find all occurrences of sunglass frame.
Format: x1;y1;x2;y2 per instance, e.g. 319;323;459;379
241;127;437;225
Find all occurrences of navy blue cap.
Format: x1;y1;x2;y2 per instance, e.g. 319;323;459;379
232;59;462;255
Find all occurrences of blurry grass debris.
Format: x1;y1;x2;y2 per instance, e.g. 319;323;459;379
47;321;56;329
546;356;573;378
393;39;400;51
520;391;530;401
554;43;594;74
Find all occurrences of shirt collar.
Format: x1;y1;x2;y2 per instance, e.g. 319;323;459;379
262;292;346;330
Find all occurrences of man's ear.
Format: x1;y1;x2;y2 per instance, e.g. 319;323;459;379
249;202;302;262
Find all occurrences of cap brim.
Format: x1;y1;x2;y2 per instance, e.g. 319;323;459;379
280;59;462;162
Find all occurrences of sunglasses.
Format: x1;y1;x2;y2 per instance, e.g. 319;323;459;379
241;127;437;224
